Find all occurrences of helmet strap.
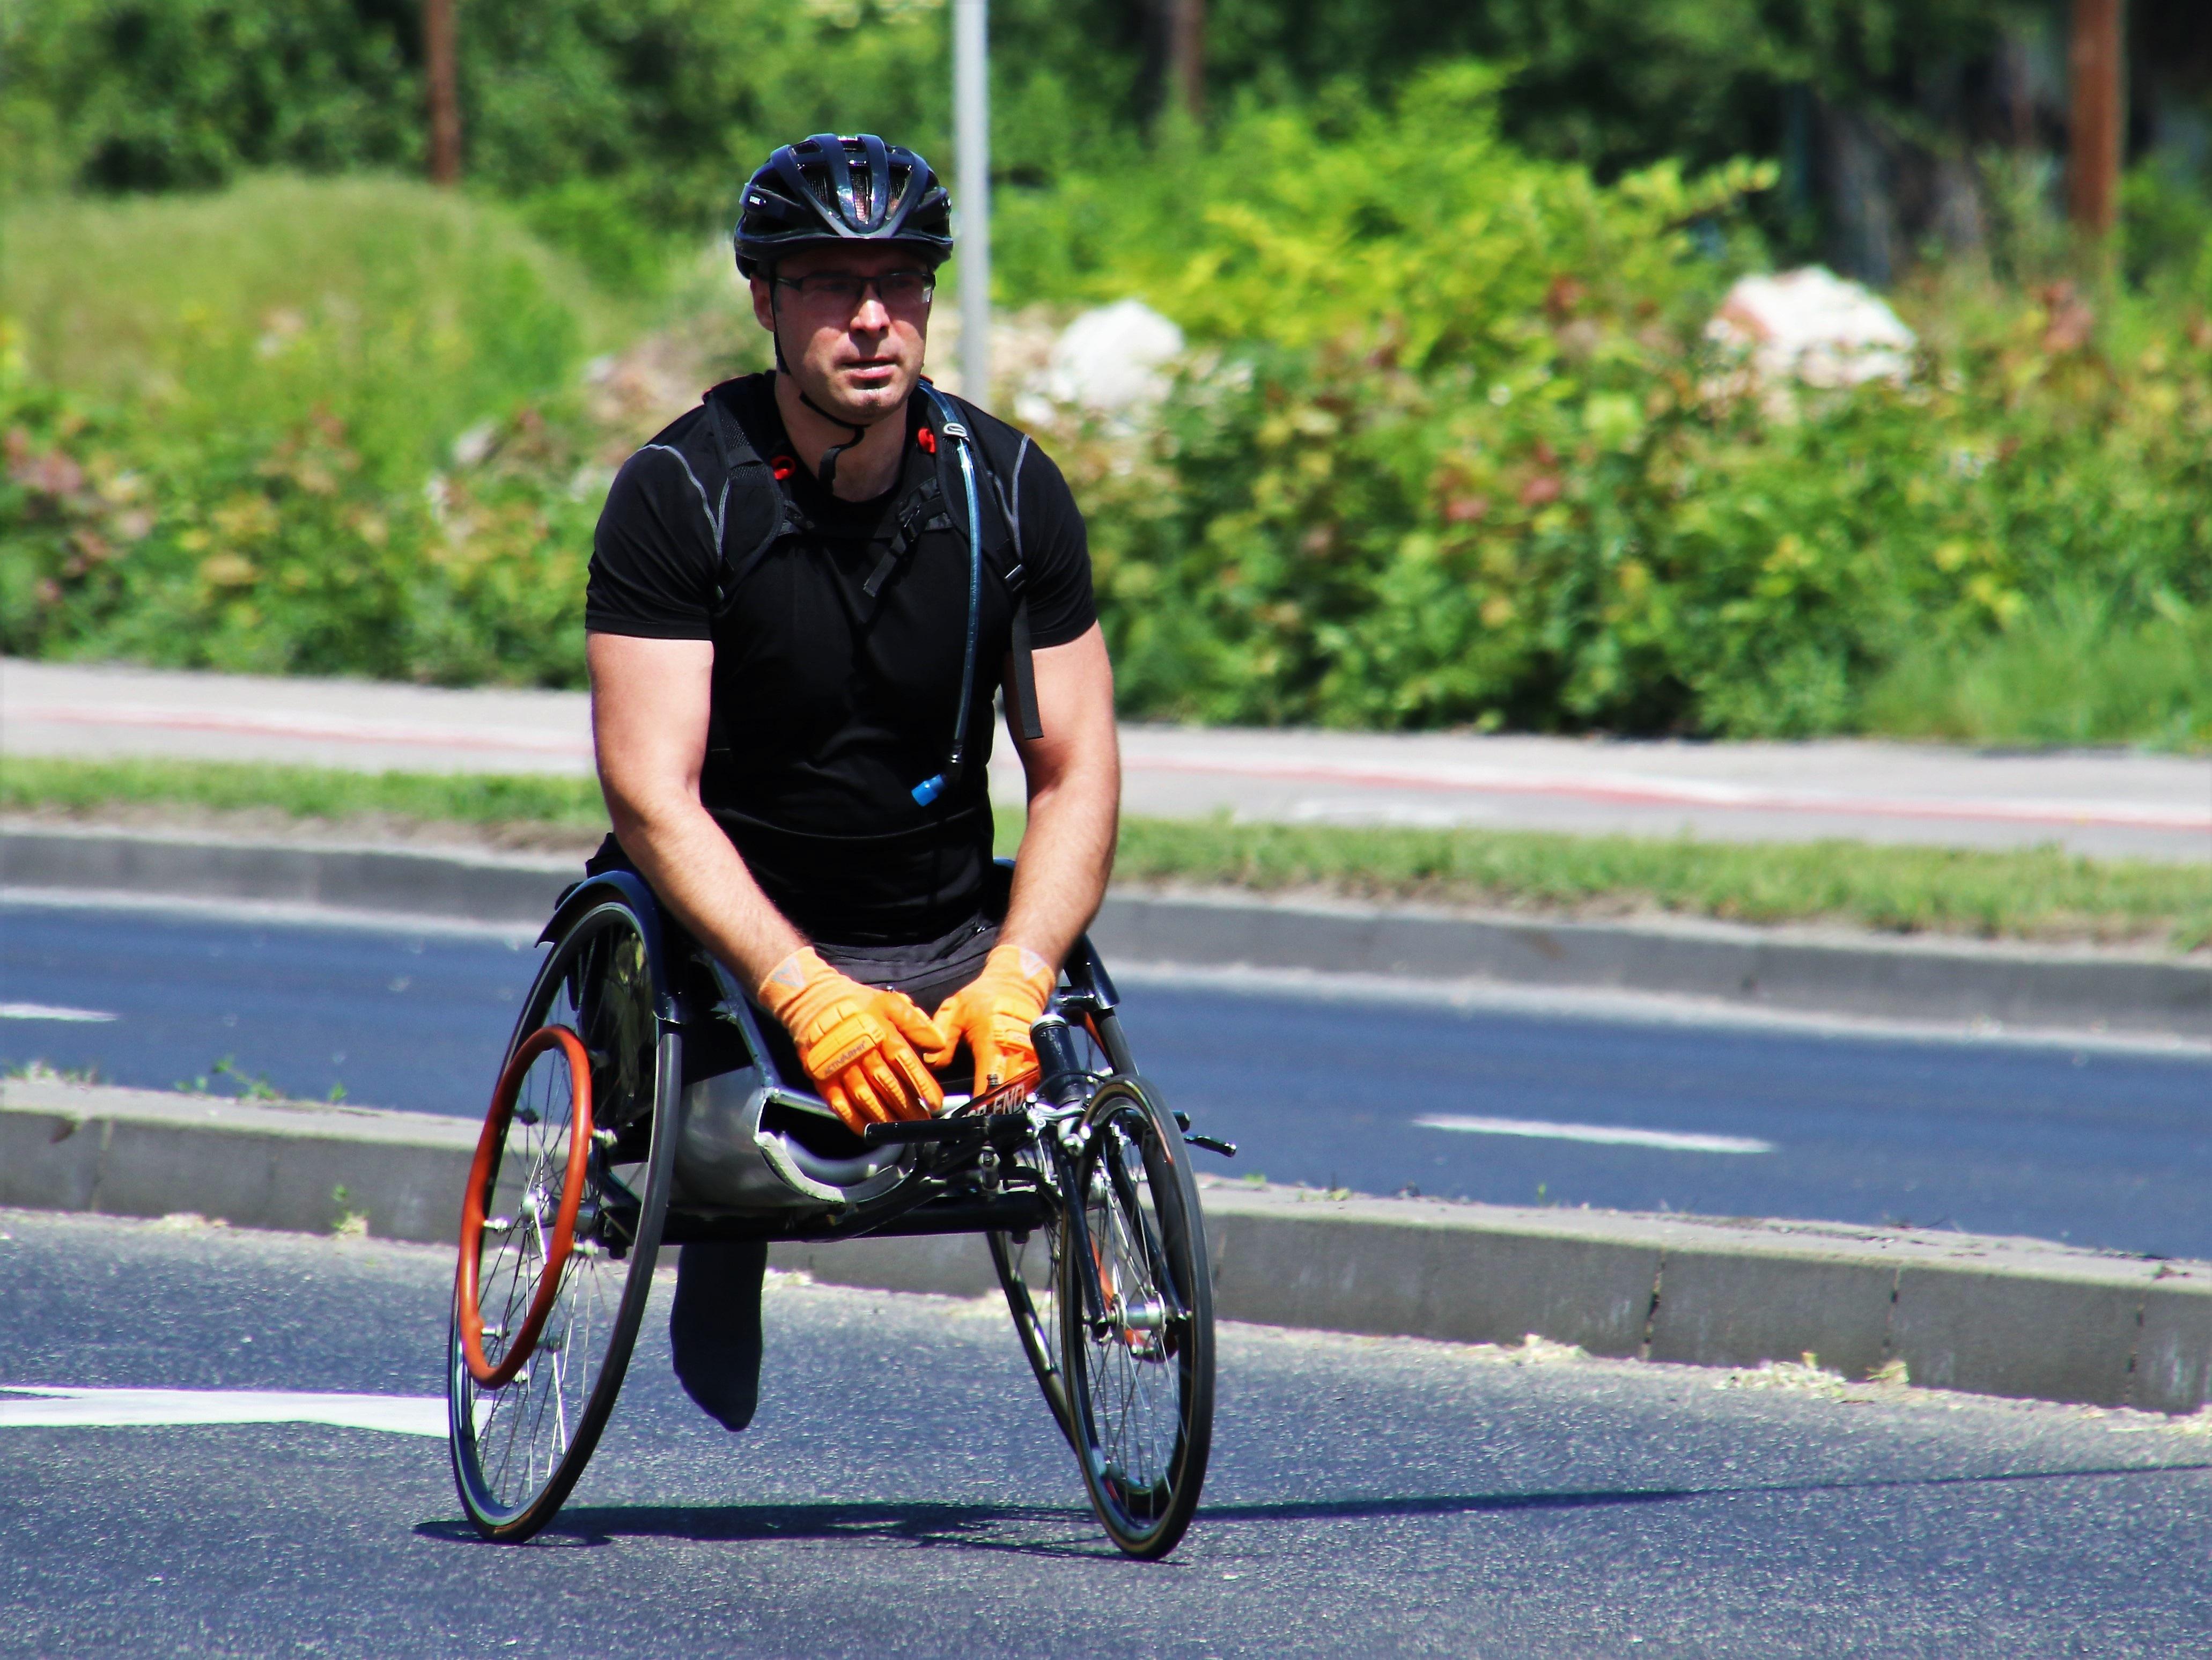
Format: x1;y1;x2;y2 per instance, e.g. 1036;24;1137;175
769;281;874;492
795;385;870;491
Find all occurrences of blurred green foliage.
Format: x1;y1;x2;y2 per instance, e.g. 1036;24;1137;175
1195;0;2010;177
0;0;1130;237
0;0;2102;234
1040;68;2212;740
2;67;2207;744
0;177;619;682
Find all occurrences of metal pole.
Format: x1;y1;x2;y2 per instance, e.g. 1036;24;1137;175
953;0;991;404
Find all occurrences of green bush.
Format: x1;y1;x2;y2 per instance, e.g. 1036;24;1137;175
0;176;616;682
1862;589;2212;750
4;71;2208;744
1045;67;2212;740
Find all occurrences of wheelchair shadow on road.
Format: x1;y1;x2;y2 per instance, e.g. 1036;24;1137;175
415;1502;1107;1556
413;1459;2212;1553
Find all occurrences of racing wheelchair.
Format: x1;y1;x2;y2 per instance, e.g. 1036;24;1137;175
445;865;1223;1559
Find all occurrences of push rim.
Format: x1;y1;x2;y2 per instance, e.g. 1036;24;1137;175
456;1024;594;1390
448;899;673;1540
1060;1079;1213;1558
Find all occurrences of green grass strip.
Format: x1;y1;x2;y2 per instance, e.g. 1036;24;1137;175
1110;817;2209;951
1;755;608;828
5;756;2204;949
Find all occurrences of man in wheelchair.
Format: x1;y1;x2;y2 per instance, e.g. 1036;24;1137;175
581;134;1118;1431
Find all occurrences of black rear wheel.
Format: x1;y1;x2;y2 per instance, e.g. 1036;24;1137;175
1058;1075;1214;1559
448;895;676;1542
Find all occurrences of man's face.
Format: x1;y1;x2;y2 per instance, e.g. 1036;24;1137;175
751;245;932;423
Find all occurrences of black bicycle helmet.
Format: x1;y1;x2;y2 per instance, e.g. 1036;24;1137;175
733;133;954;277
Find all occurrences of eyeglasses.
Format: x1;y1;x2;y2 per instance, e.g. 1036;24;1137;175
772;269;935;315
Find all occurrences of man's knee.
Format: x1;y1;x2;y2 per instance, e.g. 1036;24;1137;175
669;1240;769;1431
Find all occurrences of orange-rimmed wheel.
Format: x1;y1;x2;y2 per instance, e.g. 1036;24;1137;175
456;1025;593;1390
448;891;676;1542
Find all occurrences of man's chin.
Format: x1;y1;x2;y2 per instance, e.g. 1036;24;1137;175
825;370;915;420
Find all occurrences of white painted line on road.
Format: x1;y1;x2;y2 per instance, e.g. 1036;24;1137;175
0;1002;117;1022
1414;1113;1775;1155
0;1385;445;1437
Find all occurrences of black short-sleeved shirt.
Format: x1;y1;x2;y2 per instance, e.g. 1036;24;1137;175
587;373;1095;945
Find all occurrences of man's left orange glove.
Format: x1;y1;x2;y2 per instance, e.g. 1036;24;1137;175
924;943;1057;1092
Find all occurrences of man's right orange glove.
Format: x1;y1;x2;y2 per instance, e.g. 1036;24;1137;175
757;947;947;1132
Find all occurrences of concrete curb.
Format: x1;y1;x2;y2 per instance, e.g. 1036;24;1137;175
1087;889;2207;1039
9;1078;2208;1414
1;825;572;927
5;825;2204;1038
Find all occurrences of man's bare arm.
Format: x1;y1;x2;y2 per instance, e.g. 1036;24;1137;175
1000;622;1120;968
587;632;804;988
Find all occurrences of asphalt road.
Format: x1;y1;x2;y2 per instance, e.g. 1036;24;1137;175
7;899;2210;1259
5;1208;2211;1658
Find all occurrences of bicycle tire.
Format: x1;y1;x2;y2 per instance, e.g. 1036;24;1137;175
448;895;677;1542
1058;1075;1215;1559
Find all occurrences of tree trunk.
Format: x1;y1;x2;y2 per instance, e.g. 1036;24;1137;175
426;0;461;187
1167;0;1204;122
2067;0;2124;236
1820;102;1896;288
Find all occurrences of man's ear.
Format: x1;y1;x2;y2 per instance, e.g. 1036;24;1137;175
749;275;776;334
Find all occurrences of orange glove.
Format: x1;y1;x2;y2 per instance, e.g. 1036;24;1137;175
925;943;1057;1092
758;947;947;1131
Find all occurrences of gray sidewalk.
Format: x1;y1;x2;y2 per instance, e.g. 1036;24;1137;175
8;658;2206;860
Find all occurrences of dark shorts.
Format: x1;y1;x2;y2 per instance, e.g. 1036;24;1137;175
584;829;1002;1032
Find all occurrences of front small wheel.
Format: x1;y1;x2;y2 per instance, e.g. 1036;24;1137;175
448;895;676;1542
1059;1076;1215;1559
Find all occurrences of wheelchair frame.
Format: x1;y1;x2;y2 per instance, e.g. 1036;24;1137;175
448;865;1219;1559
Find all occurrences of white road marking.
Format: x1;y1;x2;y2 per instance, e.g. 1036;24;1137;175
1414;1113;1775;1155
0;1386;445;1437
0;1002;117;1022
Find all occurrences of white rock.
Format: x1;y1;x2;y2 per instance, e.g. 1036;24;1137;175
449;421;498;468
1706;267;1915;389
1034;298;1185;415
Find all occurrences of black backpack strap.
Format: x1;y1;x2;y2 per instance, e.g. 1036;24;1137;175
701;383;797;604
696;382;805;786
860;473;952;603
998;434;1043;742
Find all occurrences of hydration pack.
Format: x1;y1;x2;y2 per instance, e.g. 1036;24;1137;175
695;378;1044;794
